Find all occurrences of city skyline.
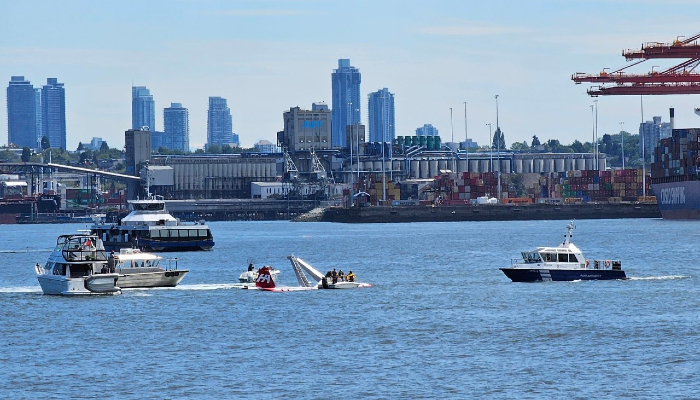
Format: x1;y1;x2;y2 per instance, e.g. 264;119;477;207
1;1;699;151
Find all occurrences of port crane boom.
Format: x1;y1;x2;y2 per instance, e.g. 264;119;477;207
573;32;700;96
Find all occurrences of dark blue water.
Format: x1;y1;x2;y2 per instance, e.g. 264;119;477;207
1;219;697;399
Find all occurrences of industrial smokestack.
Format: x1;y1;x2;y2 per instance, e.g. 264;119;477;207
670;107;675;130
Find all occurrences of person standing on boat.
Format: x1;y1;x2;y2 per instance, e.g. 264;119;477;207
346;271;355;282
331;268;338;284
108;250;116;273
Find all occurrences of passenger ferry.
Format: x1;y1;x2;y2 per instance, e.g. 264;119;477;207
499;221;626;282
91;196;214;252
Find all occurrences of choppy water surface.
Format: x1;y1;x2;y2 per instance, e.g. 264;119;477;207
1;219;698;399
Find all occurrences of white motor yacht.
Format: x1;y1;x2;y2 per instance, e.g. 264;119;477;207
35;234;121;296
110;248;188;288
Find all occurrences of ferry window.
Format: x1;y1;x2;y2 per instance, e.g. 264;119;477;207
568;254;577;263
151;231;160;238
198;229;207;237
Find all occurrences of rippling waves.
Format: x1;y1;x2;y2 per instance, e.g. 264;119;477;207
0;219;698;399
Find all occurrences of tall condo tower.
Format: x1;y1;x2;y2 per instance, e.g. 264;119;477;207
207;96;233;148
41;78;66;150
164;102;190;152
367;88;395;143
331;59;361;148
132;86;155;131
7;76;40;148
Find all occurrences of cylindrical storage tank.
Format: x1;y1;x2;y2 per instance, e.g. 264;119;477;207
500;159;511;173
555;158;565;172
438;159;448;171
544;159;554;173
411;136;419;146
513;159;523;173
563;158;573;171
458;159;468;173
426;136;435;150
534;159;544;173
410;160;419;178
372;161;381;172
434;136;442;150
599;158;606;170
575;158;586;170
585;158;594;170
469;159;480;173
396;136;404;147
480;159;490;172
419;136;427;148
429;160;439;177
526;159;535;173
419;160;429;178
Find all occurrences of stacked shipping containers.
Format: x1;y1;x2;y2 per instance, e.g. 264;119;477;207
651;128;700;180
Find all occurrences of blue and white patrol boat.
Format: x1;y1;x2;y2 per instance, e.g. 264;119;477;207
499;221;626;282
91;196;214;252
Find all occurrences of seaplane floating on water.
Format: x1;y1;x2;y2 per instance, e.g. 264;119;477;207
243;255;371;292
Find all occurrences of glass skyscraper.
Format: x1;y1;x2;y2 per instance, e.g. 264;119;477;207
367;88;395;143
416;124;439;137
331;59;361;148
6;76;39;148
164;103;190;152
207;96;233;148
132;86;155;131
41;78;66;150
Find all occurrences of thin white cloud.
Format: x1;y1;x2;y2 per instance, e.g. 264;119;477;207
209;9;315;17
418;25;533;36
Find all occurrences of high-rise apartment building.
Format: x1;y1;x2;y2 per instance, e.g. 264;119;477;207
367;88;395;143
639;116;672;158
331;59;361;148
207;96;233;148
280;106;331;153
164;102;190;152
416;124;439;137
6;76;39;148
132;86;156;131
41;78;66;150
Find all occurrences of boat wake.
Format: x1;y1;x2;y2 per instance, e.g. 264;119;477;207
628;275;690;281
0;249;47;254
175;283;241;291
0;286;42;293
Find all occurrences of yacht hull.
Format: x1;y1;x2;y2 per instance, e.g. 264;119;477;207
37;274;121;295
118;270;188;288
500;268;626;282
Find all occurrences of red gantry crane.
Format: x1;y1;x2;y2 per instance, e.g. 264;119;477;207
572;33;700;96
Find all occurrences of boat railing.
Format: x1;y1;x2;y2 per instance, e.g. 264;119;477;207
62;246;107;262
163;257;179;271
588;259;622;270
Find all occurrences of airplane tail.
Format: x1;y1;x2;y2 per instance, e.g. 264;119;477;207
255;266;276;289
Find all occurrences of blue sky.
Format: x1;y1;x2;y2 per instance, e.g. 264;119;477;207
1;0;699;150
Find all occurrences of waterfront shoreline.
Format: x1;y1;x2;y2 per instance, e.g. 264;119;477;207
320;202;661;223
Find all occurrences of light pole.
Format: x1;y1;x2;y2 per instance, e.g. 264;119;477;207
464;101;468;170
590;104;595;169
348;102;353;205
594;99;598;170
640;96;646;196
486;123;493;172
495;95;500;172
620;122;625;170
495;94;501;201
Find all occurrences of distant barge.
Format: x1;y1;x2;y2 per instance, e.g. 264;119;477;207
320;202;660;223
